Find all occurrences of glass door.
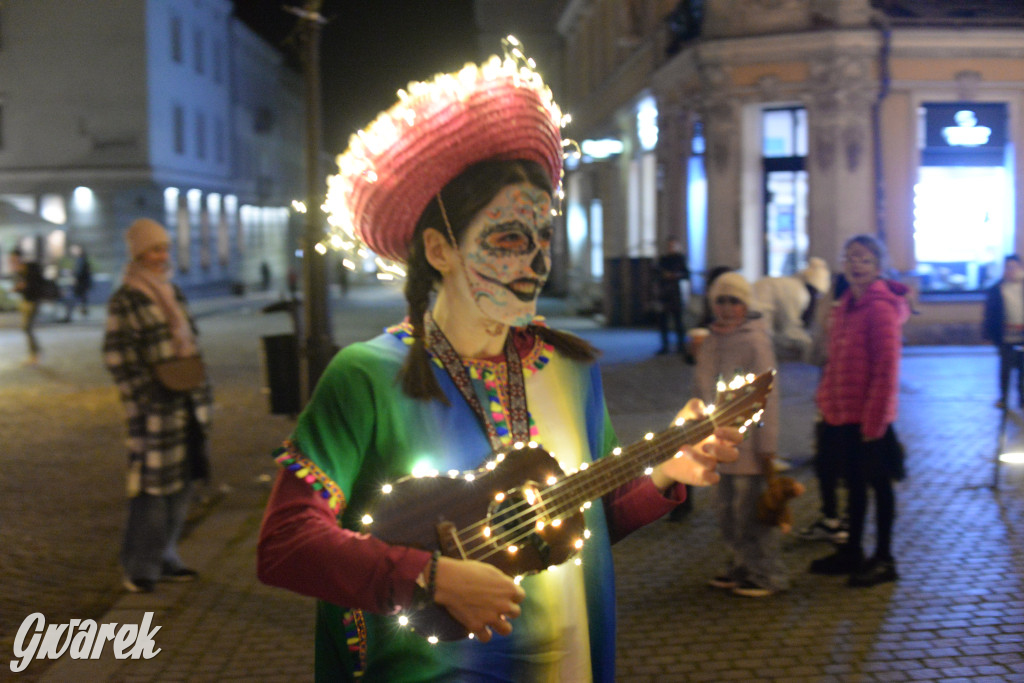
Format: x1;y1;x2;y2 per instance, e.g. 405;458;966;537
762;107;808;277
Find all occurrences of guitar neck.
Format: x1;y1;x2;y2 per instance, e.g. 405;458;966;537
554;419;715;513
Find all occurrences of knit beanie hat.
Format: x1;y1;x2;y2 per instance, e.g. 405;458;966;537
800;257;831;293
125;218;170;259
708;272;752;309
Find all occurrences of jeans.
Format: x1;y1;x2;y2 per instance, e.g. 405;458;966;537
714;474;788;590
998;343;1024;406
121;483;193;581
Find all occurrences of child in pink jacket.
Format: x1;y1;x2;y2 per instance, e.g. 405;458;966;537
809;235;910;587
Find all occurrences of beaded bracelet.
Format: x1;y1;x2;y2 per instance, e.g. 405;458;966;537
425;550;441;601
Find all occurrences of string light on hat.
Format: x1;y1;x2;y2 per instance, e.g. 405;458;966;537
321;36;575;277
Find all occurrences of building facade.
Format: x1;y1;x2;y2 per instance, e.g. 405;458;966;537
0;0;304;298
553;0;1024;341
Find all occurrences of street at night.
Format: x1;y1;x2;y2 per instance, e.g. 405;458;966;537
1;284;1022;681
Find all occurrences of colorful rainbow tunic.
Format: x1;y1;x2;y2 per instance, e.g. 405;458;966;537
282;323;619;682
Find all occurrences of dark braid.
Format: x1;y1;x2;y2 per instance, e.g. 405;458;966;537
399;235;448;402
396;158;599;400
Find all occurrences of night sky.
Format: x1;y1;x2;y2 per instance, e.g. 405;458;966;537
231;0;478;153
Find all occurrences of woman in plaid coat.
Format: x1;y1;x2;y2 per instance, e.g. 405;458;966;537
103;218;212;594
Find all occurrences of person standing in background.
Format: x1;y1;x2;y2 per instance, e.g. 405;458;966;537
103;218;212;594
982;254;1024;409
809;235;909;587
694;272;783;597
62;244;94;322
11;247;45;365
654;237;690;358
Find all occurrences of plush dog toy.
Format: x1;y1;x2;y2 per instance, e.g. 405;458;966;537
757;476;806;533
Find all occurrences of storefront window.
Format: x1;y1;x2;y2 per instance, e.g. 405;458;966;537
915;102;1011;292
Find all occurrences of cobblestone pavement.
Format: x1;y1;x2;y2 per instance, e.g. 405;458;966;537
1;286;1022;682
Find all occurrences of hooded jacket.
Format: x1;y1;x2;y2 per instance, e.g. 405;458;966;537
816;278;910;441
693;315;779;475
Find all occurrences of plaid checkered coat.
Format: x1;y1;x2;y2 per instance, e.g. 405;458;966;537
103;284;213;496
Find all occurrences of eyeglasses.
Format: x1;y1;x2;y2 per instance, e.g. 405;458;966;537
843;256;877;267
714;296;744;306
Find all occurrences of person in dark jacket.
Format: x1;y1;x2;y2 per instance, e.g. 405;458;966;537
62;244;94;321
982;254;1024;409
654;237;690;356
11;247;46;364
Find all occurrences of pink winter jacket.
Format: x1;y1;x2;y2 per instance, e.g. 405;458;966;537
816;278;910;440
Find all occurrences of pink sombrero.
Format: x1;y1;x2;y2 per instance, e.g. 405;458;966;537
325;40;564;264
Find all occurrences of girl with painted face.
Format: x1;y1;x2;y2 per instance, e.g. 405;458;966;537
257;45;741;683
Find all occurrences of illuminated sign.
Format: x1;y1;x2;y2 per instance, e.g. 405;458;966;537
581;139;624;159
923;102;1006;166
942;110;992;147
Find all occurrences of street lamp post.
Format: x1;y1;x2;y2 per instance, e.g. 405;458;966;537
288;1;334;404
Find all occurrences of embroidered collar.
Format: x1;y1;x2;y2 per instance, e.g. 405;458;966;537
387;319;554;445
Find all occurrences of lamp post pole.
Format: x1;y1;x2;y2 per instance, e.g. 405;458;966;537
290;1;333;404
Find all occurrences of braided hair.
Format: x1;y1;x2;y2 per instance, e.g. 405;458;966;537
399;159;599;401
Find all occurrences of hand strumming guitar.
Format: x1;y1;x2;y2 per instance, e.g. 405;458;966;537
651;398;742;490
430;557;526;642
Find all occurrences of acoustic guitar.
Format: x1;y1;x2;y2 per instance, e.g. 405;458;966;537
359;369;775;642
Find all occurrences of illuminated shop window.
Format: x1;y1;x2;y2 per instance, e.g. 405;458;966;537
762;108;807;277
915;103;1011;292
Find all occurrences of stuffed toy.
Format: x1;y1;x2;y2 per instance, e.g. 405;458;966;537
757;476;806;533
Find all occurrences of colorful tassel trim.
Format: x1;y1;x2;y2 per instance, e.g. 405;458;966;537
273;440;346;516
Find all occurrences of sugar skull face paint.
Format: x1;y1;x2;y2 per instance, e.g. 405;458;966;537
459;182;553;327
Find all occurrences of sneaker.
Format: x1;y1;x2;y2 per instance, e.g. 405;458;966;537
708;575;739;589
848;557;898;587
798;517;849;543
732;580;774;598
161;567;199;582
772;458;793;473
123;577;156;593
809;548;863;575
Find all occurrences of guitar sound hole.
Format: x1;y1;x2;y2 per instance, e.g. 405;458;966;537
486;483;552;566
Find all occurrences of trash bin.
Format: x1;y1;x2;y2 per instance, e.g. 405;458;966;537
261;334;300;415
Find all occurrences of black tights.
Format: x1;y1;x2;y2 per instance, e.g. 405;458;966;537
817;423;897;559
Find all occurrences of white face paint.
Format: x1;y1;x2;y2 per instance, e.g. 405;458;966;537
458;182;553;327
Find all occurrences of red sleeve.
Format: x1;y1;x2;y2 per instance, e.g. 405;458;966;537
603;477;685;544
256;469;431;614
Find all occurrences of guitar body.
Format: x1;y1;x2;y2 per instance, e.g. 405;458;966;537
365;445;586;640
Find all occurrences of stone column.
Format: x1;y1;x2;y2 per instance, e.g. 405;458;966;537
654;95;695;249
699;64;743;271
805;49;881;266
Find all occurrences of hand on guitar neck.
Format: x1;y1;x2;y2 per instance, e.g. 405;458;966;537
650;397;743;491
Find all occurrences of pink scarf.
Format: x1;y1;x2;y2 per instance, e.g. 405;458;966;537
122;261;197;357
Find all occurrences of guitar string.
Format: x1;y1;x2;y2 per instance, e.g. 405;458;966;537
451;391;765;563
